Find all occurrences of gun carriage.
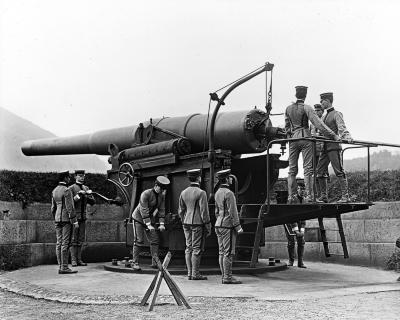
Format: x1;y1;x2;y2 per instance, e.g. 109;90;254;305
23;63;391;268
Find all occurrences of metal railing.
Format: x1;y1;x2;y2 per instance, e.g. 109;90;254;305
265;137;400;213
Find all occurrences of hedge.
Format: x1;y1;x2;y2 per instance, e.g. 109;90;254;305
1;169;400;207
0;170;116;207
273;170;400;202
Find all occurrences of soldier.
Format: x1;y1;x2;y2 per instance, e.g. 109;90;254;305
69;170;95;267
316;92;353;203
51;171;78;274
178;169;211;280
131;176;170;271
310;103;325;198
284;182;307;268
285;86;339;203
214;169;243;284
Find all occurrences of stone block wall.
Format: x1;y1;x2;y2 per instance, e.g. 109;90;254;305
0;201;130;267
260;202;400;268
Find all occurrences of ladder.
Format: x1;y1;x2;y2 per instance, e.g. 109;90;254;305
318;214;349;258
235;204;265;268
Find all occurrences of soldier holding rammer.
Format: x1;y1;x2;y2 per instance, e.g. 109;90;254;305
69;170;95;267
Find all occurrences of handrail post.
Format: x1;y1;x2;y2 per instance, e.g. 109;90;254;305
367;146;370;203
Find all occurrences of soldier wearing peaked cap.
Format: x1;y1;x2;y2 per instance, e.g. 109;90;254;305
214;169;243;284
178;169;211;280
131;176;170;271
51;171;78;274
316;92;353;203
285;86;339;204
68;170;95;267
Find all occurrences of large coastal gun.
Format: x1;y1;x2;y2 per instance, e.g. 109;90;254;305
21;63;380;267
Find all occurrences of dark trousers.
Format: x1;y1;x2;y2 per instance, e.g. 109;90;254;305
71;221;86;247
317;149;345;178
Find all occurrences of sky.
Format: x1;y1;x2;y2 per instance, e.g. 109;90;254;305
1;0;400;164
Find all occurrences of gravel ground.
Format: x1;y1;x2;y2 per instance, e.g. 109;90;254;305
1;288;399;320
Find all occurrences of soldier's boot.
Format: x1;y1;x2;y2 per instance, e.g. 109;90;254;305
287;175;299;204
150;245;159;269
56;247;61;269
59;250;77;274
297;245;307;268
337;176;350;203
222;255;242;284
70;246;78;267
191;254;207;280
303;175;315;203
218;255;224;279
316;178;329;203
185;251;192;279
288;245;295;266
131;245;141;271
77;246;87;266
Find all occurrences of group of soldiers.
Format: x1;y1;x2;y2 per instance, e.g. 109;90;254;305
51;170;95;274
131;168;243;284
284;86;352;268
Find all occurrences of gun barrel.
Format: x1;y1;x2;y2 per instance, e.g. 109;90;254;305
22;109;280;156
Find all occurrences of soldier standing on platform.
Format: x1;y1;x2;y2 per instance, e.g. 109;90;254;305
285;86;339;203
69;170;95;267
284;182;307;268
316;92;353;203
51;171;78;274
178;169;211;280
214;169;243;284
310;103;325;198
131;176;170;271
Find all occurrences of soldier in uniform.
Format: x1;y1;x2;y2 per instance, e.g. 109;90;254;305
178;169;211;280
285;86;339;203
310;103;325;198
131;176;170;271
214;169;243;284
69;170;95;267
51;171;78;274
284;182;307;268
316;92;353;203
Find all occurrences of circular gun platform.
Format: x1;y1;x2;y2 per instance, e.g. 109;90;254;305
104;258;287;275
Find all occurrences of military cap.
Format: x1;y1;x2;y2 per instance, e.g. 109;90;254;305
320;92;333;103
216;169;231;180
295;86;308;100
74;169;85;175
155;176;170;187
314;103;322;111
186;169;201;179
58;170;70;181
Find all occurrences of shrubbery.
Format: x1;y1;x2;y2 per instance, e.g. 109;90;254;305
274;170;400;202
0;170;116;207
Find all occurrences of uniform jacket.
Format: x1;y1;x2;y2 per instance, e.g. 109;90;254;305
285;102;337;140
321;107;352;151
310;123;324;155
51;182;77;223
214;185;241;231
69;182;95;221
132;188;166;226
178;183;211;228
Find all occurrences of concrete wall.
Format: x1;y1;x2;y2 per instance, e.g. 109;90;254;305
260;202;400;268
0;201;130;267
2;200;399;268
